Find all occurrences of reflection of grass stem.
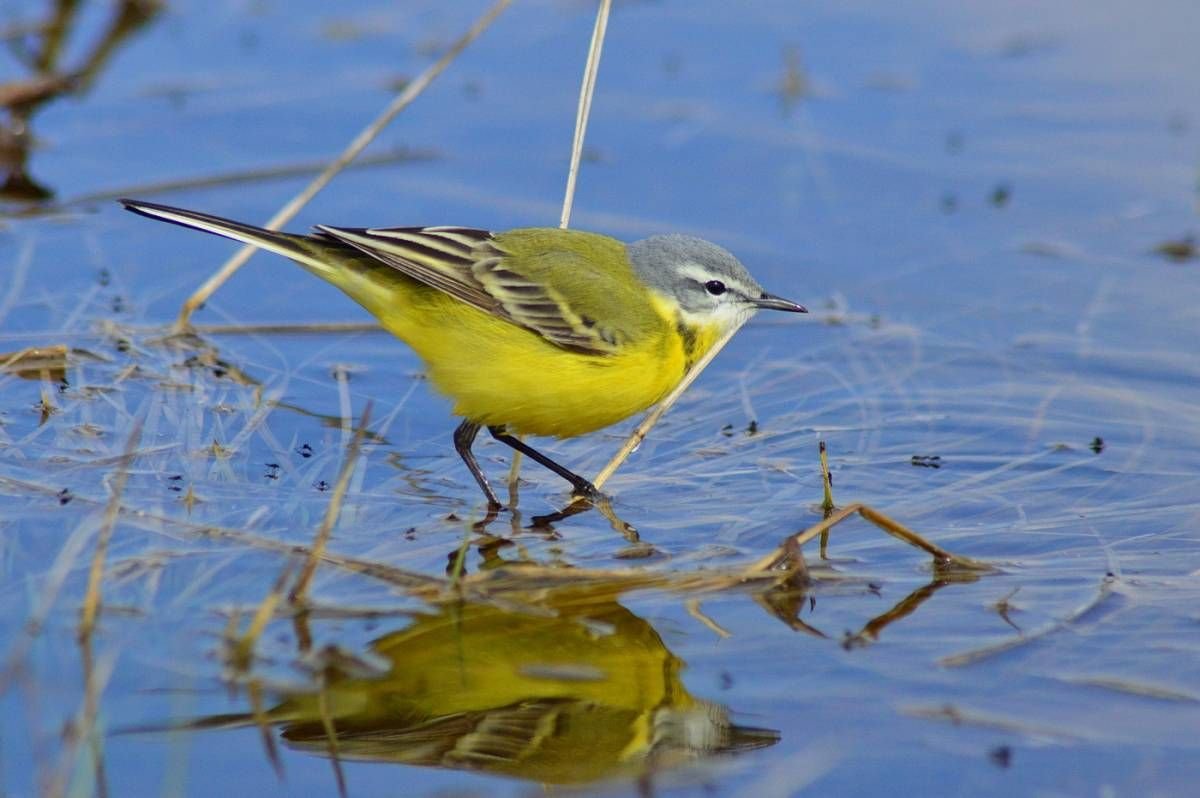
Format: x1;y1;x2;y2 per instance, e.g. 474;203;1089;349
686;598;730;639
448;533;472;588
229;564;295;671
318;688;347;798
248;679;284;778
290;403;373;604
940;578;1116;668
293;613;314;654
80;635;110;798
902;703;1076;741
48;640;117;798
841;579;951;649
172;0;513;333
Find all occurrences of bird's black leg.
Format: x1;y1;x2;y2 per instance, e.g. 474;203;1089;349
487;426;601;501
453;420;502;509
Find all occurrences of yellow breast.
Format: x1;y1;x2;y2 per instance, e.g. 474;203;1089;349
354;274;720;438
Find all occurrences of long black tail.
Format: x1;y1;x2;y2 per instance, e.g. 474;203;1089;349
120;199;343;279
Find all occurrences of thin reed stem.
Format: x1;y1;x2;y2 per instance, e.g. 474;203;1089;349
173;0;513;332
592;323;742;489
560;0;612;229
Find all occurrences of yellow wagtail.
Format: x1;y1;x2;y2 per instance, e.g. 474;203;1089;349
120;199;806;507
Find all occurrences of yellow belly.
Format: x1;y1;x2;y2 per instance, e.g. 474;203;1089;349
347;271;712;439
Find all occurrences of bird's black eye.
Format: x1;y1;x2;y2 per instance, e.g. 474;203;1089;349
704;280;727;296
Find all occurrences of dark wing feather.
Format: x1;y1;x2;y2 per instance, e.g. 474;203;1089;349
314;225;621;354
315;225;502;314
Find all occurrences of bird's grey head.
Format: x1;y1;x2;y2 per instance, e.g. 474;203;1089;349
627;234;806;328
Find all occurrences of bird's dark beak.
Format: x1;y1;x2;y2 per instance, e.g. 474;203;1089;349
752;292;807;313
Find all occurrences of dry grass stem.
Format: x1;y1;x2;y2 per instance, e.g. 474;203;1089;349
190;321;382;336
455;498;982;608
0;472;444;593
2;453;982;614
505;449;524;505
819;440;834;514
592;323;742;489
79;416;144;639
818;440;833;557
290;403;374;604
0;344;71;378
405;497;987;605
272;486;983;608
560;0;612;229
746;502;992;575
173;0;513;332
61;146;435;211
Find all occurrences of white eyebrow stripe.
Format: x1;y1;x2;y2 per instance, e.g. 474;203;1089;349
675;263;757;295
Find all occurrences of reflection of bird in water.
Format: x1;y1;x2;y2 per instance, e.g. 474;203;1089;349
182;592;779;785
280;691;772;784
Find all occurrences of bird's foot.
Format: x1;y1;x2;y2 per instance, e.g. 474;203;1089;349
470;502;504;531
569;479;605;505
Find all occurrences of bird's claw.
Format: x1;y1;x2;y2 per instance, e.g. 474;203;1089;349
570;481;605;504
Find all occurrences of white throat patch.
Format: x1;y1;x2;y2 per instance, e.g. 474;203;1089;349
674;262;761;331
